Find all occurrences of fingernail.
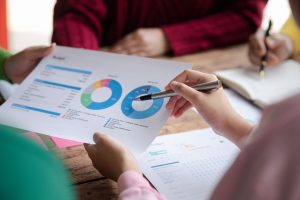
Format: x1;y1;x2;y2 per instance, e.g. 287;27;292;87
93;133;101;143
171;81;178;87
166;103;172;110
51;42;57;47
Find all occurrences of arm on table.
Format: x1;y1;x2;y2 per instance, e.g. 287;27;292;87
161;0;266;55
52;0;107;50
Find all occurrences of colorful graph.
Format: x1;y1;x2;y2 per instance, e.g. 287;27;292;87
81;79;122;110
121;85;163;119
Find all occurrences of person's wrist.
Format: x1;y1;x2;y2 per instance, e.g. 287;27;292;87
112;155;141;181
157;28;171;53
221;112;253;148
121;164;141;176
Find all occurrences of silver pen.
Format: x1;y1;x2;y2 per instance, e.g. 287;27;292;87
134;80;222;101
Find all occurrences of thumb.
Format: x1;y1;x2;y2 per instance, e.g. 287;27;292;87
26;43;55;60
170;81;203;105
93;132;121;148
93;132;106;144
266;37;281;49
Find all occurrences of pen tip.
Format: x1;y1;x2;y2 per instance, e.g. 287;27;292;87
259;71;265;80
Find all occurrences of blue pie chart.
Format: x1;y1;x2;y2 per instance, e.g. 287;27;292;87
81;79;122;110
121;85;164;119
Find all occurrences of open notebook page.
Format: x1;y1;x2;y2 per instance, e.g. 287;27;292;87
215;60;300;107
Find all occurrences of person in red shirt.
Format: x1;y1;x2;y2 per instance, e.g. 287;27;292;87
52;0;266;57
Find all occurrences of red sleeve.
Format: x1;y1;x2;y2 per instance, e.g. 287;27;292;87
161;0;267;56
52;0;107;50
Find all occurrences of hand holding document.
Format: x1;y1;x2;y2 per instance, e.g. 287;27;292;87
0;46;191;153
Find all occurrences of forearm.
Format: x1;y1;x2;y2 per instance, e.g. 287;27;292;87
52;0;107;49
161;0;266;55
118;171;164;200
52;20;99;49
220;111;254;149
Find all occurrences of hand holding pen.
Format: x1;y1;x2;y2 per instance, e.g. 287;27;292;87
160;70;253;146
259;20;273;80
248;20;294;78
135;80;221;101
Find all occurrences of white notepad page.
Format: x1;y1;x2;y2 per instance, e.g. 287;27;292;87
216;60;300;107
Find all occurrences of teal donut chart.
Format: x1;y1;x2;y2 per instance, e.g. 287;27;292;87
81;79;122;110
121;85;164;119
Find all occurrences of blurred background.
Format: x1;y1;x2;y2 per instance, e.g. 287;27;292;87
0;0;291;53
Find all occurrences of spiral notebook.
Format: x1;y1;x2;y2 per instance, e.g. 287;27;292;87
215;60;300;108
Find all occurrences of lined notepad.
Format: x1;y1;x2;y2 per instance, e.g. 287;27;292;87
215;60;300;108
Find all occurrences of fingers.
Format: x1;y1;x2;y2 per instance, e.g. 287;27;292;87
249;30;266;57
110;40;139;53
266;35;284;49
109;30;145;55
248;31;286;66
166;95;181;110
110;43;148;56
24;43;55;60
165;70;216;90
248;45;280;66
93;132;124;151
266;52;280;66
84;143;97;160
171;97;187;116
248;30;268;66
93;132;113;146
93;132;103;144
248;50;261;66
165;70;218;117
169;81;203;106
173;101;192;118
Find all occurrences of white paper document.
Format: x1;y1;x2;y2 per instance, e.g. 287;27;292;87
0;46;190;153
138;129;240;200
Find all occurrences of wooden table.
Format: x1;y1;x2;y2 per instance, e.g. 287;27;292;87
54;44;251;200
0;44;250;199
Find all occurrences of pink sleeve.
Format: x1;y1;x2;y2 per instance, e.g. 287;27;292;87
118;171;164;200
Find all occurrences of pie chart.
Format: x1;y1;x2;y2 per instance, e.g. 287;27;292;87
81;79;122;110
121;85;164;119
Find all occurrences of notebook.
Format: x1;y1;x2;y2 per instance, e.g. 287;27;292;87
215;60;300;108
